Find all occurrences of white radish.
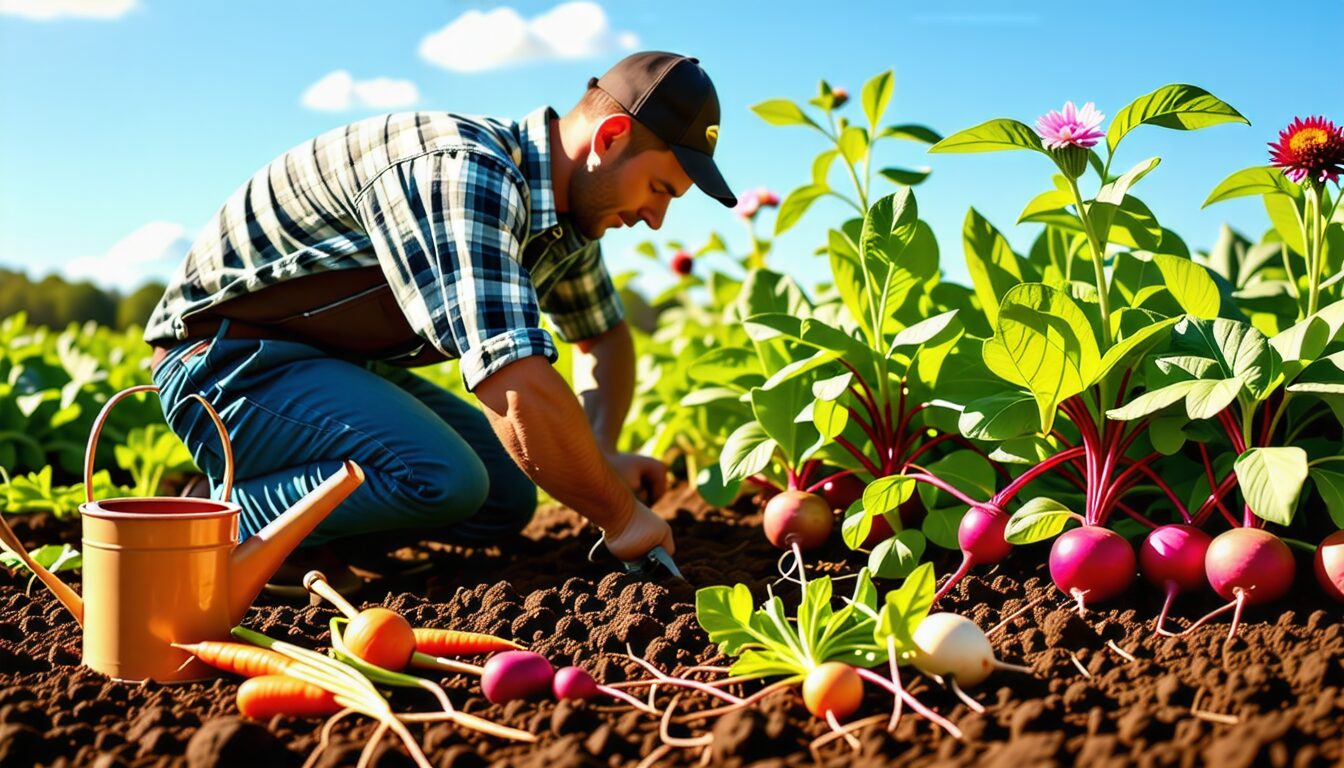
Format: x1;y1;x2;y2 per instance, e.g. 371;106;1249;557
910;612;1024;688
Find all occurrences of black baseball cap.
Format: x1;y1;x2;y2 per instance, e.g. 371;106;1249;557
588;51;736;208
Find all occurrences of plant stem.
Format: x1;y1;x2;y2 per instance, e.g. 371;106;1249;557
992;446;1087;506
905;466;980;508
1305;184;1323;317
1065;176;1114;349
835;436;882;478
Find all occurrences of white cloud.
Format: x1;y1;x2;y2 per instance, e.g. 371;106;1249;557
63;221;191;292
0;0;136;20
300;70;420;112
419;1;639;74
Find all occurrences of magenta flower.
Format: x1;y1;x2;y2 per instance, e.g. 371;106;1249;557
732;187;780;219
1268;116;1344;184
1034;101;1106;150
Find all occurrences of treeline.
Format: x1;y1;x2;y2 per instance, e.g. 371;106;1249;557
0;269;164;330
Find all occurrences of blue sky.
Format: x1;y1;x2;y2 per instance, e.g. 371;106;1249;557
1;0;1341;297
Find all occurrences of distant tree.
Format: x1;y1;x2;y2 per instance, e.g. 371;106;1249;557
117;283;166;329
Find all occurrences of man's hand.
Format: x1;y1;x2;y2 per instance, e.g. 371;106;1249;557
606;451;669;505
602;500;675;561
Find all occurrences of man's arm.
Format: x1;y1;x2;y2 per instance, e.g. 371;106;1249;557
474;355;673;560
573;319;634;452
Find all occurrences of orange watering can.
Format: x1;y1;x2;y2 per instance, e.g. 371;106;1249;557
0;384;365;683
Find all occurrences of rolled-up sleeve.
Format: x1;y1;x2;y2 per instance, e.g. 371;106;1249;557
539;240;626;343
355;148;558;391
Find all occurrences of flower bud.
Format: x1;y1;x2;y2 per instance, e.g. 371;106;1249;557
832;88;849;109
671;250;693;276
1052;145;1090;179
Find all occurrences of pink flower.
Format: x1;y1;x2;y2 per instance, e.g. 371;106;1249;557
832;88;849;109
1034;101;1106;150
732;187;779;219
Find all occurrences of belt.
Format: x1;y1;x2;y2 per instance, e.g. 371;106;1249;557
148;320;286;375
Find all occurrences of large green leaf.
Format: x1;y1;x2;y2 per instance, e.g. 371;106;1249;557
1235;447;1307;527
958;391;1040;440
1204;166;1300;207
862;189;920;266
983;283;1100;433
1270;300;1344;379
751;384;816;466
1004;497;1075;545
1107;84;1248;154
1152;254;1220;318
752;99;819;129
868;529;926;579
696;583;763;655
775;184;829;236
1173;317;1280;400
1288;350;1344;395
929;118;1045;154
875;561;935;646
963;208;1027;325
863;475;916;518
1107;377;1241;421
1093;314;1180;386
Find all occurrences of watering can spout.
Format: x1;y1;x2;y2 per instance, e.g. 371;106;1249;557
227;460;365;623
0;513;85;626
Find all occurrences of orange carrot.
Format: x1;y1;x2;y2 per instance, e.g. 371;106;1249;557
236;675;341;718
413;627;522;656
174;641;292;678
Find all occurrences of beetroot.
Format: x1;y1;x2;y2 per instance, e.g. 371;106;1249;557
820;473;865;511
933;504;1012;604
480;651;555;704
763;490;833;550
1049;526;1136;610
1315;529;1344;602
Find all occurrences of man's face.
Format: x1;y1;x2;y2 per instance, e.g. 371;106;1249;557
569;117;695;240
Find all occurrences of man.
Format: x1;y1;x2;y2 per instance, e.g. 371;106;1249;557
143;51;735;585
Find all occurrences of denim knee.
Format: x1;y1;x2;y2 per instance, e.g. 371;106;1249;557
399;453;491;527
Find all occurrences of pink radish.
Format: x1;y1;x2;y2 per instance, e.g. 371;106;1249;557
801;662;863;721
1315;530;1344;602
1139;524;1212;635
1049;526;1136;613
763;490;833;550
1184;527;1295;639
933;504;1012;604
552;666;600;701
480;651;554;704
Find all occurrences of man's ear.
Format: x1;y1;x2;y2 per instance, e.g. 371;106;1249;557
588;114;633;169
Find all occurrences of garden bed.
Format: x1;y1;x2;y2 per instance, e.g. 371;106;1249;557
1;485;1342;768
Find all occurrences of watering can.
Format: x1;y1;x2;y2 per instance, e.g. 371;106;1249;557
0;384;365;683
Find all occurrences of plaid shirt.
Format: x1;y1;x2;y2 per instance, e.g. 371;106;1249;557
144;106;624;390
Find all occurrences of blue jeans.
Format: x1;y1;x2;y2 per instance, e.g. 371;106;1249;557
150;321;536;545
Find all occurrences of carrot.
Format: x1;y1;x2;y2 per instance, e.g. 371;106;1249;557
236;674;341;718
174;641;292;678
413;627;522;656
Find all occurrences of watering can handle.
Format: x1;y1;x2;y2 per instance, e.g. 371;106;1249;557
83;384;235;503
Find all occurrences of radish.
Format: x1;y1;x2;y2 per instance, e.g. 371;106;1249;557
1138;524;1211;635
933;504;1012;604
820;472;865;511
801;662;863;721
1049;526;1136;613
552;666;601;701
1314;529;1344;602
909;612;998;687
1186;527;1295;639
763;490;833;550
480;651;555;704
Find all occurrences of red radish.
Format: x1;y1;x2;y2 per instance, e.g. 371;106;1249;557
820;473;865;511
481;651;555;704
670;250;693;276
1049;526;1136;612
933;504;1012;604
342;608;417;670
763;490;833;550
910;612;998;687
862;512;894;549
1183;527;1296;639
236;675;340;719
552;666;600;701
1139;524;1212;634
802;662;863;721
1315;530;1344;601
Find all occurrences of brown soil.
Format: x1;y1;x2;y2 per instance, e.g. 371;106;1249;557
2;487;1343;767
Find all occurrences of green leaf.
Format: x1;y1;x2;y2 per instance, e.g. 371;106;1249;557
812;150;839;186
1092;314;1180;387
962;208;1027;326
1107;84;1248;154
1235;447;1307;527
0;543;82;575
861;70;894;128
1106;378;1240;421
1148;416;1188;455
1265;194;1307;255
1204;166;1300;207
888;310;959;353
875;561;935;645
921;507;961;549
752;99;819;129
861;189;920;265
695;583;764;655
695;464;742;509
1173;317;1280;400
812;398;849;440
720;422;778;482
1311;468;1344;528
983;283;1100;433
928;118;1045;154
863;476;916;518
838;125;869;165
812;372;853;402
958;391;1040;441
751;384;816;465
775;184;829;236
1270;300;1344;378
868;529;926;579
878;167;932;186
1003;497;1075;544
842;499;877;550
881;124;942;144
1152;254;1220;318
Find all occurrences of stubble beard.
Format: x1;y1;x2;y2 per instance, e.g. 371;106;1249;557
570;160;623;240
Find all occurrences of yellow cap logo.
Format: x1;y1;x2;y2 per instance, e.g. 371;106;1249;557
705;125;719;150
